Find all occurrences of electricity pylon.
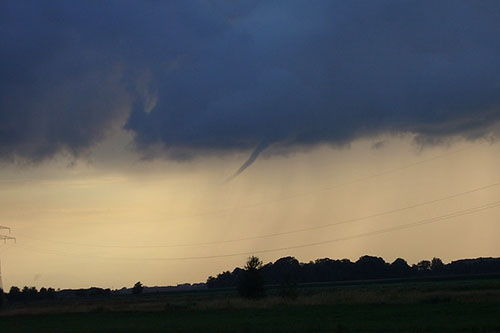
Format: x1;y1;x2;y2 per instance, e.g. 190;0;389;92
0;225;15;293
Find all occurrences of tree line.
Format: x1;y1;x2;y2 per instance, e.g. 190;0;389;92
206;256;500;289
1;286;56;303
1;255;498;306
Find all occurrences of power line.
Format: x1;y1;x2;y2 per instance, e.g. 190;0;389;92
14;199;500;261
179;145;475;219
233;145;474;211
16;180;500;248
13;145;475;228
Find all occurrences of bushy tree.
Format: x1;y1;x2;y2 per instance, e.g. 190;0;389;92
430;257;445;273
416;260;431;273
237;256;265;299
21;286;38;299
390;258;411;277
7;286;21;302
38;287;56;300
132;281;144;295
355;255;389;279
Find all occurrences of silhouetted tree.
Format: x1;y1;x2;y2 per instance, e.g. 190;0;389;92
207;271;235;288
355;255;389;279
264;256;301;284
447;257;500;274
132;281;144;295
237;256;265;299
21;286;37;299
430;257;445;273
7;286;21;302
206;276;217;288
206;256;500;289
73;287;111;298
390;258;411;277
305;258;355;282
245;256;263;270
38;287;56;300
0;289;4;309
416;260;431;273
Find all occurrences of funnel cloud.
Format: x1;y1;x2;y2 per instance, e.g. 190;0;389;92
1;1;500;165
227;140;269;181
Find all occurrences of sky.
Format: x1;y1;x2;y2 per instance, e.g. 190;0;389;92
0;1;499;289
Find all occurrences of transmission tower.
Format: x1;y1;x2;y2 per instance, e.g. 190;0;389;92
0;225;16;292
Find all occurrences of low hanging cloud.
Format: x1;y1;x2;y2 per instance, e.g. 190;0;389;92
1;1;500;166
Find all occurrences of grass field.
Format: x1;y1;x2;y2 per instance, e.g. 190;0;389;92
1;278;499;332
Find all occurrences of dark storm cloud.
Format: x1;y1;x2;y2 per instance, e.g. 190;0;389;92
1;1;500;163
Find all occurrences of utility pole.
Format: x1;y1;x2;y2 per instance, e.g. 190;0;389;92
0;225;16;293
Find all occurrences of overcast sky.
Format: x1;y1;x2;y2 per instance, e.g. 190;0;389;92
1;1;499;289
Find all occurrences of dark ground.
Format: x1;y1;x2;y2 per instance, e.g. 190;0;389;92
1;278;499;332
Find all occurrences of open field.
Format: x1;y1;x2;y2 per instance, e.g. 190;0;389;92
1;278;499;332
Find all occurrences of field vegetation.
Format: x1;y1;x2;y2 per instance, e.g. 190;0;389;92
1;277;499;332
